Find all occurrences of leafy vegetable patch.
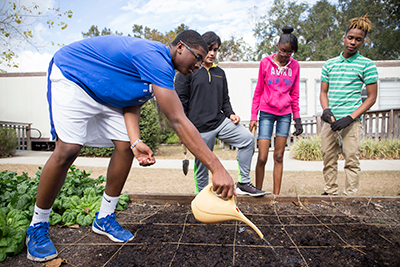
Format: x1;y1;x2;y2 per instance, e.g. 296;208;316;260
0;165;130;262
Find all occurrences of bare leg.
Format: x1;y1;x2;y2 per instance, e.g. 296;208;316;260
105;140;134;197
272;136;287;195
255;139;271;189
36;139;82;209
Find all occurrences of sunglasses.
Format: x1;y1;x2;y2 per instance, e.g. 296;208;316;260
180;40;202;63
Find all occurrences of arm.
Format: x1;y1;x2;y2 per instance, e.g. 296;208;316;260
123;105;155;166
221;74;235;119
249;61;265;132
320;81;330;111
152;84;236;198
349;83;377;119
221;75;240;124
290;65;301;120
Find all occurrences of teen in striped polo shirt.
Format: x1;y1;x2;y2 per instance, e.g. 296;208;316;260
319;14;378;195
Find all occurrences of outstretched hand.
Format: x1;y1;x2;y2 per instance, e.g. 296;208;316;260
132;142;155;166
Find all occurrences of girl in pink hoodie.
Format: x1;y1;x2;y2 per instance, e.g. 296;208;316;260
249;26;303;195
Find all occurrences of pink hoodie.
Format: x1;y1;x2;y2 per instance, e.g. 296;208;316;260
251;54;300;121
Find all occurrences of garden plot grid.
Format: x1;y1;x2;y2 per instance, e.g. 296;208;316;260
4;199;400;267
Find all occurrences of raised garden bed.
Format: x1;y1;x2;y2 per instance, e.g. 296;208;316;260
4;195;400;266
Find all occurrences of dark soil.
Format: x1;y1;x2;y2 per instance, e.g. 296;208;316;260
2;199;400;267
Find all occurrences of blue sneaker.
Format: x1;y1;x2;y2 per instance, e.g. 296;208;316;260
26;222;58;262
92;212;134;242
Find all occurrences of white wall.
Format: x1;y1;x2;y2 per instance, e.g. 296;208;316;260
1;60;399;139
0;73;50;138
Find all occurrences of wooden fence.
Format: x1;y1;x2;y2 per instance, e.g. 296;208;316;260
230;108;400;151
0;121;32;150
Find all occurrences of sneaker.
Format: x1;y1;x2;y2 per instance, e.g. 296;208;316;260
26;222;58;262
92;212;134;242
236;182;268;197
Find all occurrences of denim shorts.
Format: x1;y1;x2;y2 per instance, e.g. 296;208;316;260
258;112;292;140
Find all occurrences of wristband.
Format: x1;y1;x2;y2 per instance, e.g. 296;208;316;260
130;139;142;150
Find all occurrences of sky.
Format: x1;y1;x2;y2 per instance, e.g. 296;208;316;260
3;0;329;72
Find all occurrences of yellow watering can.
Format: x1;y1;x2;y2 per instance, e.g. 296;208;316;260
191;183;264;239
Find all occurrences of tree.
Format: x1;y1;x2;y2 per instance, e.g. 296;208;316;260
132;23;189;45
302;0;343;61
218;36;254;62
338;0;400;60
82;25;122;38
0;1;72;71
252;0;309;60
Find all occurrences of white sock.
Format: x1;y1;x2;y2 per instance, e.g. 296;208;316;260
98;192;119;219
30;204;52;226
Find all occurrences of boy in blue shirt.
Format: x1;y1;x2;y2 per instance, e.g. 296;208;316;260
27;30;236;262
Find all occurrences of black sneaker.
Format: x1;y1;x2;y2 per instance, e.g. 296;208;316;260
321;192;329;195
236;182;267;197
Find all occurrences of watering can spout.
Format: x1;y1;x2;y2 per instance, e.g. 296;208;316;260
191;183;264;239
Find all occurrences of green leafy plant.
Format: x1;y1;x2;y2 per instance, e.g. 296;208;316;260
0;209;30;262
0;166;131;262
0;128;18;158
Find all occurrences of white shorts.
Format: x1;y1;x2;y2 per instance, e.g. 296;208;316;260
49;64;129;147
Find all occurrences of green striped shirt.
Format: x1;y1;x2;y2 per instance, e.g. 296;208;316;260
321;51;378;119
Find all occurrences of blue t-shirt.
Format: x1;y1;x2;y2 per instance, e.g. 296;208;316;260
52;35;175;107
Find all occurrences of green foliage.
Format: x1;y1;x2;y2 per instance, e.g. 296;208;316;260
140;100;160;152
165;133;180;145
132;23;189;45
290;135;323;161
0;166;131;261
253;0;400;61
0;209;30;262
0;128;18;158
79;146;114;157
0;1;73;71
291;136;400;160
338;0;400;60
82;25;123;38
361;138;400;159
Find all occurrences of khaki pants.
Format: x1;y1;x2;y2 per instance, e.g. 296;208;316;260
321;120;362;195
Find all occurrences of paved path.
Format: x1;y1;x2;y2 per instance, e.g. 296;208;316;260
1;150;399;171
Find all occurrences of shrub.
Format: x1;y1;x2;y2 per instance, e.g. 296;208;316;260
290;136;400;161
290;135;322;161
361;138;400;159
79;146;114;157
0;128;18;158
139;100;160;152
165;133;180;144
